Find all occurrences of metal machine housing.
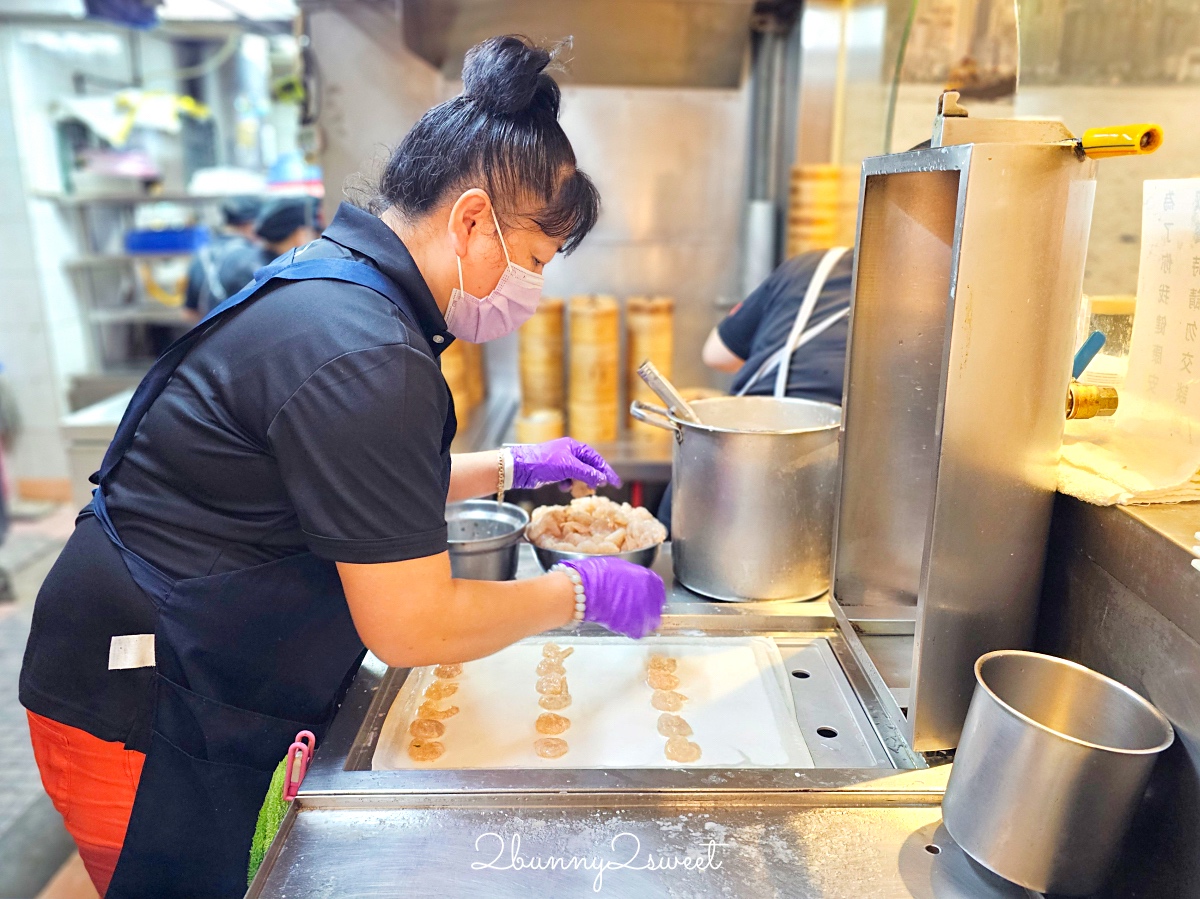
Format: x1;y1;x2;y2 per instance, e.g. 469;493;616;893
832;128;1098;751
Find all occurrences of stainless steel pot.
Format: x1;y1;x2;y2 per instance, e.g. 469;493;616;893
943;650;1175;896
630;396;841;601
445;500;530;581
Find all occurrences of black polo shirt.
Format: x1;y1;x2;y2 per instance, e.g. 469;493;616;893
720;249;854;404
106;202;458;579
21;203;457;742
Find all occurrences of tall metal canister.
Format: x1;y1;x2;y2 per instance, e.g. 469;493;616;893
831;94;1161;750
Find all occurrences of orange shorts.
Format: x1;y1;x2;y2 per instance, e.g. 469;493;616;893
26;710;145;897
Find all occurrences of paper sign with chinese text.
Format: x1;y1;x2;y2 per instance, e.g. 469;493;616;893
1123;178;1200;443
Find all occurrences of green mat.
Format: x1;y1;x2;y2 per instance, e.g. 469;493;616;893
248;757;289;886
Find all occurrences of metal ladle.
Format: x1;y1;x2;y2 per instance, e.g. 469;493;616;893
636;360;702;425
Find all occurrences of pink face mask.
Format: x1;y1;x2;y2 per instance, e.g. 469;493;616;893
444;206;545;343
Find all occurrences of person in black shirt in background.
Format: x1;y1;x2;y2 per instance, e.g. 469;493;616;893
255;195;321;257
184;196;322;320
703;247;853;403
182;195;262;321
211;197;322;315
658;246;854;531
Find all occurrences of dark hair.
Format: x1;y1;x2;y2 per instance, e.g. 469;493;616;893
222;195;262;226
370;35;599;254
255;196;317;242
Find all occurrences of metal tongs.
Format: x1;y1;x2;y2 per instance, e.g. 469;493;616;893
636;360;702;425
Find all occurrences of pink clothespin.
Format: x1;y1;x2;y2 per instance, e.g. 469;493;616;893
282;730;316;801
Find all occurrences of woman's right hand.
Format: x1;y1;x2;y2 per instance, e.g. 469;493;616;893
557;558;666;639
338;552;666;669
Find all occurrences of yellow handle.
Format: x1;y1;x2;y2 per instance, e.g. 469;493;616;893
1081;124;1163;159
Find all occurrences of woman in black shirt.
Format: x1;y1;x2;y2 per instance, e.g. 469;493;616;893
21;36;665;898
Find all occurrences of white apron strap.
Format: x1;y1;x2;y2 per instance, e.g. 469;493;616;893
736;247;850;397
773;246;850;397
197;244;229;304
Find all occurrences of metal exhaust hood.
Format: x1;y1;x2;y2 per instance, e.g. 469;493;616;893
401;0;756;88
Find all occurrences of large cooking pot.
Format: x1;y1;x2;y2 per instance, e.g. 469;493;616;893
630;396;841;601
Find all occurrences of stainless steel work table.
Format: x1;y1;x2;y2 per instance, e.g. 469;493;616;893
246;546;1037;898
246;388;1198;896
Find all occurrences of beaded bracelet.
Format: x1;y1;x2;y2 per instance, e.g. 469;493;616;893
552;563;587;622
496;450;506;505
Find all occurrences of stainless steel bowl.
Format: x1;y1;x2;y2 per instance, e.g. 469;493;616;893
446;500;530;581
530;541;662;572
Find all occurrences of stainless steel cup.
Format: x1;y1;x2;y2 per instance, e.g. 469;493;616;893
943;650;1174;896
445;501;530;581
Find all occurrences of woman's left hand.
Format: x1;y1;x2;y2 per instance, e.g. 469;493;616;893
510;438;621;491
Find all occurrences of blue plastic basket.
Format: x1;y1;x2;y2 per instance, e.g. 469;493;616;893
124;226;210;255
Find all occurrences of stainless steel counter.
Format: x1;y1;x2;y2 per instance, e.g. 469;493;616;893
248;394;1200;897
246;545;1045;898
247;800;1038;898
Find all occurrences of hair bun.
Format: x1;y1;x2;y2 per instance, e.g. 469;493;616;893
461;35;561;117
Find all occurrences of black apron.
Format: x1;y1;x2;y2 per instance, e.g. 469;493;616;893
88;254;429;898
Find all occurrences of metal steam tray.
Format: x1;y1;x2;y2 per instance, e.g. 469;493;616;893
373;635;814;770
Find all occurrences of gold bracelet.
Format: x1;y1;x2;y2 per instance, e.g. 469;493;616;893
496;450;505;505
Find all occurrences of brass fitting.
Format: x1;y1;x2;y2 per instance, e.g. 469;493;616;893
1066;381;1119;420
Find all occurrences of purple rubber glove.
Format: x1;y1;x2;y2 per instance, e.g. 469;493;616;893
510;437;622;491
559;558;666;639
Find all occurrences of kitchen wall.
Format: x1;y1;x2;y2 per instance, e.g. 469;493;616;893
0;24;176;496
311;7;751;393
0;27;59;492
1015;85;1200;297
547;85;748;391
821;0;1200;299
307;3;442;223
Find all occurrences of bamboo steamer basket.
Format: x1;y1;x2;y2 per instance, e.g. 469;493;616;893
837;175;860;247
523;295;566;333
567;403;618;444
515;408;565;443
790;184;840;206
570;350;619;394
792;163;841;180
568;295;619;444
440;340;474;427
568;294;620;343
787;164;858;257
626;295;675;437
571;295;618;388
461;340;486;410
518;297;564;415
